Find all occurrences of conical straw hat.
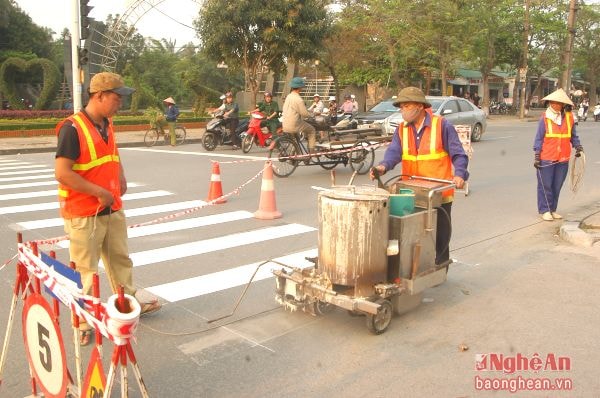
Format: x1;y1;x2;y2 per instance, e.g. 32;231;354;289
163;97;176;104
541;88;573;106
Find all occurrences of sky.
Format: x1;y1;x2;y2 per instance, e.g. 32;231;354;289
14;0;201;45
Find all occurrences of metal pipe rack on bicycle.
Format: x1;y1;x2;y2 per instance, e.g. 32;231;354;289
268;126;391;178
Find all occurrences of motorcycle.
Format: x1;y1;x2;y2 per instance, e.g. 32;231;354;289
489;101;509;115
577;104;588;122
201;109;246;151
241;111;281;153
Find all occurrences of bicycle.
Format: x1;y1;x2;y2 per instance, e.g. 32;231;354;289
268;131;375;178
144;122;187;147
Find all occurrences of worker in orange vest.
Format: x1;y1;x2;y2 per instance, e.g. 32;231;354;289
55;72;161;345
370;86;469;266
533;88;583;221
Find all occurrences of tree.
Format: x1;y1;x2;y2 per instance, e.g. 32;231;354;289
195;0;331;103
0;0;53;63
461;0;522;113
573;3;600;105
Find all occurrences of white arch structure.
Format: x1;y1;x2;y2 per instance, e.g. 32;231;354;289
97;0;202;71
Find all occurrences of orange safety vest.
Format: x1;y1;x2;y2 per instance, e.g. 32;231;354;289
55;112;122;218
540;112;573;162
401;114;454;198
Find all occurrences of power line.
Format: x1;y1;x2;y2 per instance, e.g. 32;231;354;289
142;0;197;31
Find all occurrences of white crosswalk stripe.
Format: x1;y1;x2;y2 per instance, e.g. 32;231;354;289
0;168;54;176
129;223;315;267
16;199;206;230
1;159;318;305
147;249;317;302
0;190;172;214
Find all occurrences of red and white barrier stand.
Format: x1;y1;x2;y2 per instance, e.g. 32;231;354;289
0;233;150;397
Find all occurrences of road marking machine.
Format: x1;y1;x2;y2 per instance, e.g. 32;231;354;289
271;175;455;334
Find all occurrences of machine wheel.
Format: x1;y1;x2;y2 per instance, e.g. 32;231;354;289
366;299;393;335
268;137;298;177
350;141;374;175
202;132;218;151
242;133;255;153
310;300;333;316
471;123;483;142
144;128;159;147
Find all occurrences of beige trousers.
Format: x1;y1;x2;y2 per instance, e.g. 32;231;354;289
64;209;135;299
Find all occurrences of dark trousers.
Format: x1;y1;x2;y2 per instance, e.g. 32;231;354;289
536;161;568;214
436;202;452;265
224;118;240;145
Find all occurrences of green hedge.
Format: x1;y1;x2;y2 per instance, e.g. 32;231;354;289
0;116;210;131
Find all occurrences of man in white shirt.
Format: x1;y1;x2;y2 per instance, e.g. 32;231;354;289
282;77;316;152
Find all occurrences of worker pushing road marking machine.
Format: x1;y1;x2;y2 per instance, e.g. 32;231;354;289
271;174;455;334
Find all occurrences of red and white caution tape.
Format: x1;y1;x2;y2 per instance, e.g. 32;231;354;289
17;243;137;346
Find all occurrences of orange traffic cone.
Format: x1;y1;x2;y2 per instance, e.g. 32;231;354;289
207;161;226;204
254;161;282;220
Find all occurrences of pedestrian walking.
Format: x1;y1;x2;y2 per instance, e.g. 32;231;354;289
533;88;584;221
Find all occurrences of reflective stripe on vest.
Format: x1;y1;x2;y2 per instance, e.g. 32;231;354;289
544;112;572;138
71;114;120;171
56;112;121;218
401;115;453;198
401;116;448;161
540;112;574;162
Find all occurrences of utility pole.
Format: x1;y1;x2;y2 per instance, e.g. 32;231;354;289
71;0;82;112
519;0;530;119
561;0;578;94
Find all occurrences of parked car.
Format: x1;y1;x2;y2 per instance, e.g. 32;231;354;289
379;96;487;141
354;98;399;128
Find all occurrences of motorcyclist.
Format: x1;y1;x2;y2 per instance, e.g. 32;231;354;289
339;94;354;115
328;96;338;125
221;92;240;149
308;94;325;116
253;92;280;135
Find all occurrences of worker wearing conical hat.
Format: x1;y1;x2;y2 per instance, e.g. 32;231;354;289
533;88;583;221
163;97;180;146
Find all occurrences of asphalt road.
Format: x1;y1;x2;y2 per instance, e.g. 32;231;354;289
0;119;599;397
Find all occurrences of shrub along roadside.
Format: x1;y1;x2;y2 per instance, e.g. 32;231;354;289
0;115;210;131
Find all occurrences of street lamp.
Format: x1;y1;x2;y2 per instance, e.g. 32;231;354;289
314;60;319;96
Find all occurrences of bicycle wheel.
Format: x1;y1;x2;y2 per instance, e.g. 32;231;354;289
175;126;186;145
318;151;339;170
202;132;218;151
350;141;374;175
144;128;159;147
242;133;255;153
268;137;298;177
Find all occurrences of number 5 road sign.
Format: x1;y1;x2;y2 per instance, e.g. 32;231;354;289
22;293;68;398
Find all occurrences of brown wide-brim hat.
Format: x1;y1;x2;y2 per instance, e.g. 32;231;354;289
541;88;574;106
392;86;431;108
163;97;176;104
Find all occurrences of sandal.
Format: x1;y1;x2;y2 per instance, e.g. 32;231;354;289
79;330;93;346
140;299;162;317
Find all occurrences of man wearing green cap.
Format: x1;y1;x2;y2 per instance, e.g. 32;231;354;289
370;86;469;266
282;77;317;152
